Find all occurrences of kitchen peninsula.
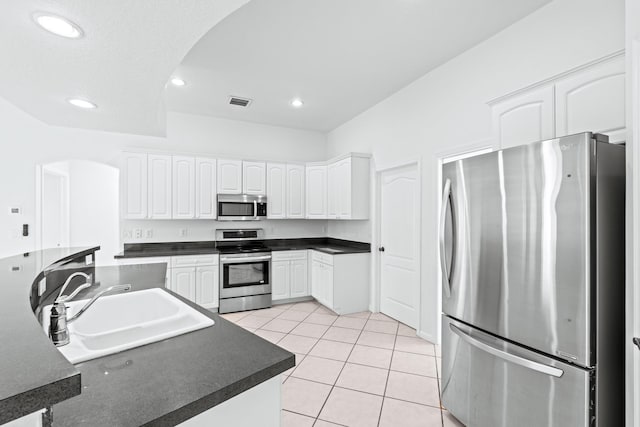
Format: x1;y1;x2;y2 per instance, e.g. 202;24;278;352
0;247;294;427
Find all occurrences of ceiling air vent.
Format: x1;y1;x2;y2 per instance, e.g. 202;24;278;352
229;96;252;107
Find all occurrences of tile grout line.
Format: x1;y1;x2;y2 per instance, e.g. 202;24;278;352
376;324;399;427
312;310;372;425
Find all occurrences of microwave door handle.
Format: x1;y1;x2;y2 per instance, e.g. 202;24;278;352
440;178;453;298
254;200;258;220
450;324;564;378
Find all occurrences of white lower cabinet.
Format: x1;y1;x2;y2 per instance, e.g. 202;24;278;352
310;251;369;315
271;251;309;301
170;255;219;309
196;265;219;308
171;267;197;301
118;255;218;309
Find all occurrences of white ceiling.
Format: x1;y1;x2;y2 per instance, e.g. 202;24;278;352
167;0;552;132
0;0;248;136
0;0;551;136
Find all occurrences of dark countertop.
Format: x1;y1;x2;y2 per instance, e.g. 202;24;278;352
51;263;294;426
0;246;99;425
114;237;370;259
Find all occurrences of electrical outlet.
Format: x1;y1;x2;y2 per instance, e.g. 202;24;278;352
179;228;188;237
134;228;143;239
146;229;153;238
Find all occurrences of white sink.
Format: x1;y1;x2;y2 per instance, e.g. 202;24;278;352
41;288;214;364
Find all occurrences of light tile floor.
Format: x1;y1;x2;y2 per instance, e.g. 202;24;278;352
220;300;466;427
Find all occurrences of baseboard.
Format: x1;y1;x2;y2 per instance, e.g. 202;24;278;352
273;296;314;305
417;329;438;345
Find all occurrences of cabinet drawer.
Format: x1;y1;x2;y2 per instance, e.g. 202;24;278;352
311;250;333;266
170;254;218;268
272;250;308;261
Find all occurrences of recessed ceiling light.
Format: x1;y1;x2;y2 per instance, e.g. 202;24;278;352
33;13;83;39
170;77;186;87
291;98;304;108
68;98;97;109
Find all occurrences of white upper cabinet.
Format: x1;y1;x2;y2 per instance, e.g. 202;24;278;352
325;155;370;220
306;165;327;219
286;164;305;219
172;156;196;219
491;85;555;150
195;158;217;219
121;152;148;219
491;54;626;149
555;56;625;143
217;159;243;194
336;158;353;219
266;163;286;219
147;154;172;219
243;161;266;195
327;162;339;219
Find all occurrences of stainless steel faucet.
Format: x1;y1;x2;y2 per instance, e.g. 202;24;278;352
49;272;131;346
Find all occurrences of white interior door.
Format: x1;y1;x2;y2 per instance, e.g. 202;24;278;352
41;168;69;249
379;164;420;328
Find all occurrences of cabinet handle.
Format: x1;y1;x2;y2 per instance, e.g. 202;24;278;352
634;337;640;350
379;247;385;252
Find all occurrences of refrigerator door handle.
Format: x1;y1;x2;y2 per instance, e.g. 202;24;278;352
450;324;564;378
440;178;453;298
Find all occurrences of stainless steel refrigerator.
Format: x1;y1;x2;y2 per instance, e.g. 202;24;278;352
440;132;625;427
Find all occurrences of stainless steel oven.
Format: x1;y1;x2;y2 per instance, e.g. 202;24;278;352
217;194;267;221
217;228;272;314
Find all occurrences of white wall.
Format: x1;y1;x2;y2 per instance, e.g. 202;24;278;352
66;160;120;265
122;219;328;244
326;0;624;342
0;97;327;260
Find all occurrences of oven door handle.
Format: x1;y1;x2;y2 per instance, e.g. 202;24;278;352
220;255;272;263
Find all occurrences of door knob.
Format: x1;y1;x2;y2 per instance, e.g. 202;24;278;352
634;337;640;350
378;247;385;252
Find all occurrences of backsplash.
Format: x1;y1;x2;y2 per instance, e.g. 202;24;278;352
120;219;329;245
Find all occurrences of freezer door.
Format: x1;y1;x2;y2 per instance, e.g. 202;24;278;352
441;316;592;427
441;133;593;367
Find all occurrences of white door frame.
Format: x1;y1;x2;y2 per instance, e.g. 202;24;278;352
35;164;70;251
626;34;640;427
435;139;494;343
372;158;422;328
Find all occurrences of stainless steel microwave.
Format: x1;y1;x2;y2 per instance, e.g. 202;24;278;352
217;194;267;221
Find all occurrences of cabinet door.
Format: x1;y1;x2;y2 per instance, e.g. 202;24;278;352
305;165;327;219
491;85;555;149
323;263;334;308
196;265;218;308
290;259;309;298
195;158;217;219
327;162;339;219
217;159;243;194
171;267;196;301
311;260;322;301
555;56;625;143
266;163;286;219
147;154;172;219
243;161;266;195
286;164;305;218
172;156;196;219
121;152;148;219
272;260;290;301
337;158;352;219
